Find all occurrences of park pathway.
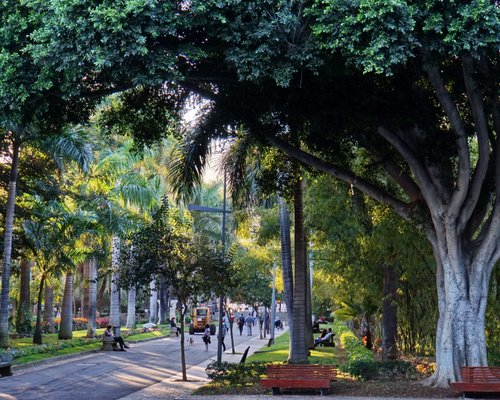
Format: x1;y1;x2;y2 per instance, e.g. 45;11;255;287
0;325;276;400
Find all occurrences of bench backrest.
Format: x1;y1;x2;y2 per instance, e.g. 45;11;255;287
461;367;500;384
267;364;336;380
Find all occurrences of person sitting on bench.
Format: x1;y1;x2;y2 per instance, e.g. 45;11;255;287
105;325;129;351
314;328;334;347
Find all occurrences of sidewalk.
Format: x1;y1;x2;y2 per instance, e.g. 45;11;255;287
117;329;432;400
118;329;282;400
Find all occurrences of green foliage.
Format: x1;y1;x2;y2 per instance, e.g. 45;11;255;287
15;306;32;335
336;322;375;380
308;0;500;75
341;359;418;381
205;361;270;386
1;337;101;360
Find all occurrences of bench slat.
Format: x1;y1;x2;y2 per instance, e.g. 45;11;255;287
451;367;500;395
261;378;331;389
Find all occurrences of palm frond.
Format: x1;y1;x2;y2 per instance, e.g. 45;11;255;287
45;125;94;173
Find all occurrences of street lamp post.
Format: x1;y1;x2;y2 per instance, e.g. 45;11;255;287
187;171;229;364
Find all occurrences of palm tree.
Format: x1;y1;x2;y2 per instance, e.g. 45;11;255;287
0;125;93;347
59;272;75;339
78;140;161;334
15;260;33;335
23;198;96;344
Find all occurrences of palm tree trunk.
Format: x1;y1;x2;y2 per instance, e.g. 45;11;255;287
86;257;98;338
59;273;74;339
126;286;136;329
158;277;169;324
33;274;46;345
0;138;20;348
278;196;294;345
82;261;90;319
289;178;308;363
110;236;121;332
149;279;158;324
16;259;32;335
43;285;55;333
382;263;398;359
97;274;107;311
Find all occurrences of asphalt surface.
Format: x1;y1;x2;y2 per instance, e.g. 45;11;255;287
0;328;264;400
0;327;450;400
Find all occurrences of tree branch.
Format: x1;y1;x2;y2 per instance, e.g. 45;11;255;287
458;56;491;232
377;127;439;210
379;158;422;202
264;134;413;219
426;62;470;218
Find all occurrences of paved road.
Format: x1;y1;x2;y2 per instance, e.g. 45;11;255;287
0;327;260;400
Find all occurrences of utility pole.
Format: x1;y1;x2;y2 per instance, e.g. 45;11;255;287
187;170;229;364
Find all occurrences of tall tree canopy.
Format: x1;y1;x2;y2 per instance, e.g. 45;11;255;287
1;0;499;387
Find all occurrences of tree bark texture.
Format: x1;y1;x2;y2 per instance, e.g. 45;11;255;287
289;179;308;363
16;259;32;335
382;264;398;360
43;285;55;333
86;257;98;338
82;260;90;319
158;277;169;324
149;279;158;324
110;236;121;329
59;273;74;339
126;286;136;329
33;275;46;345
0;139;20;348
278;196;294;349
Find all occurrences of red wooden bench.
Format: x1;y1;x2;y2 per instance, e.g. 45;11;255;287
450;366;500;398
260;364;337;395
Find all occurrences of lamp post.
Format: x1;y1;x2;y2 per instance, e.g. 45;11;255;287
187;171;229;364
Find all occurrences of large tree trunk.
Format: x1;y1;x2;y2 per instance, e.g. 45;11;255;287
16;259;32;335
126;286;136;329
158;277;169;324
59;273;74;339
97;274;107;311
86;257;98;338
289;179;308;363
110;236;121;332
382;264;398;360
0;138;20;348
278;196;294;349
425;254;491;388
43;285;55;333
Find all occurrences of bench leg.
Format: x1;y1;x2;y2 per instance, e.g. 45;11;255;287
272;387;281;395
0;365;12;377
320;388;330;396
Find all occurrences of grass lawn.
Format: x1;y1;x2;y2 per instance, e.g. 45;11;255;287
8;324;171;366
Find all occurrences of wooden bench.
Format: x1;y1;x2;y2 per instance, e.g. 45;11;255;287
0;353;13;377
451;366;500;399
319;334;335;347
102;336;118;351
261;364;337;395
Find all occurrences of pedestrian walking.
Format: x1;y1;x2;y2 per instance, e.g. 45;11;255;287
237;315;245;336
245;314;253;336
202;324;211;351
220;323;227;351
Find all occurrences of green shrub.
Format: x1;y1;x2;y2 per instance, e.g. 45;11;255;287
340;359;417;381
205;361;271;386
340;360;378;380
